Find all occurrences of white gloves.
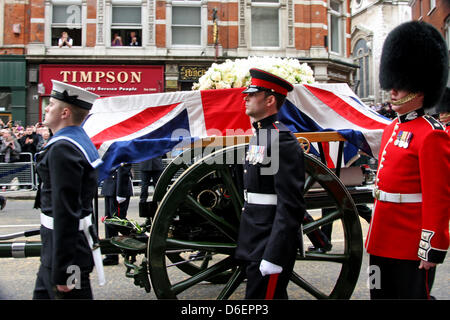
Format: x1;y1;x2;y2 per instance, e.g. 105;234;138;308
116;196;126;204
259;259;282;276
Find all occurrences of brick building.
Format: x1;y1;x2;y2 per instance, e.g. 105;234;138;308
0;0;358;125
410;0;450;87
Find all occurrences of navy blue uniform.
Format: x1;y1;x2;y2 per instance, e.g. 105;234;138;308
33;138;98;299
235;114;306;299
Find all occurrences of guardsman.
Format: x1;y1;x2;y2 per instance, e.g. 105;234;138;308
101;162;133;265
235;68;306;299
33;80;103;299
365;21;450;299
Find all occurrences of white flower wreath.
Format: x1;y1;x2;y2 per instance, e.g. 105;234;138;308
192;56;315;90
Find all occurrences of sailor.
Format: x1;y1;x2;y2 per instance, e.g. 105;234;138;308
365;21;450;299
235;68;306;299
33;80;104;299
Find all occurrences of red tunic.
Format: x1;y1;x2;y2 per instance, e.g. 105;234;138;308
365;114;450;263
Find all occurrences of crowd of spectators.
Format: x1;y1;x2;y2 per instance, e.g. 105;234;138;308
0;119;50;163
369;102;396;119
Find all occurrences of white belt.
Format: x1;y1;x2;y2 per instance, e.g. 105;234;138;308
40;213;105;286
373;188;422;203
245;191;277;205
40;213;92;231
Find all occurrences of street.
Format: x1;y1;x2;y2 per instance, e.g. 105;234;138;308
0;193;448;300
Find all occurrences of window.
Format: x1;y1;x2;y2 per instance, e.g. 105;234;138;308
352;39;370;98
251;0;280;47
171;1;202;46
111;2;142;47
51;2;82;46
329;0;343;54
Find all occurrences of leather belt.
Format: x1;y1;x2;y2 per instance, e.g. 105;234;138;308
373;188;422;203
244;190;277;205
40;213;105;286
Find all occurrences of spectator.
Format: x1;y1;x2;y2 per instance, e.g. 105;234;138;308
58;31;73;48
37;127;51;152
19;125;40;157
112;33;123;46
0;129;21;163
129;36;139;46
128;31;140;46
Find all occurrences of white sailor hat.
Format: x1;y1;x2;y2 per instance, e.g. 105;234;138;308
50;80;99;110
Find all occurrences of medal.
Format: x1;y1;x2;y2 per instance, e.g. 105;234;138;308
403;132;413;148
399;131;408;148
394;131;402;146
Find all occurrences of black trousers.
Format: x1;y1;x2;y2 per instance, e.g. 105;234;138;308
243;257;295;300
369;254;436;299
139;170;162;203
33;264;93;300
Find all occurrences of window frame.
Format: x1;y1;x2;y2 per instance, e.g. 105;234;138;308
169;0;204;48
50;0;83;47
328;0;343;55
109;2;143;47
352;38;371;99
250;0;281;48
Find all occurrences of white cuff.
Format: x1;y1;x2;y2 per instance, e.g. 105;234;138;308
259;259;282;276
116;196;126;204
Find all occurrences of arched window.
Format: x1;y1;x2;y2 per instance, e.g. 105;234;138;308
352;38;370;98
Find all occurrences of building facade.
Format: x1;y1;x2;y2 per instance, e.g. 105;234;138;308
410;0;450;86
350;0;412;106
1;0;358;125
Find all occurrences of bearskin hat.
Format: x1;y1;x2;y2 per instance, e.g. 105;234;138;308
435;87;450;113
379;21;449;109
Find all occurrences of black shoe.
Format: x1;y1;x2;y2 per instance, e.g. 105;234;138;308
103;257;119;266
307;243;332;253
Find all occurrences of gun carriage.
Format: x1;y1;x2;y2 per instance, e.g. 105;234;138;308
0;130;376;300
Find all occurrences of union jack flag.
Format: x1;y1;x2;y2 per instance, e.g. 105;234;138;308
82;83;391;181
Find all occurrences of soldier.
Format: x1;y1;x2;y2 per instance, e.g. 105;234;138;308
366;21;450;299
101;162;133;265
33;80;103;299
235;68;306;299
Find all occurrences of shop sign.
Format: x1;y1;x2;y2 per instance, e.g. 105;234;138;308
39;65;164;96
179;66;208;81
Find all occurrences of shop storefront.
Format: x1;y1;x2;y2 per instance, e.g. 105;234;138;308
38;64;164;121
0;55;27;125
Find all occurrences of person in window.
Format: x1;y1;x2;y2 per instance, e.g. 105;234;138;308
129;36;139;46
112;33;123;46
58;31;73;48
128;31;140;46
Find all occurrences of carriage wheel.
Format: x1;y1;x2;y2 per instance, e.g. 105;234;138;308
152;147;233;282
148;144;362;299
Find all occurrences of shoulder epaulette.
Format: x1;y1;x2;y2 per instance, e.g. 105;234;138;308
423;115;445;130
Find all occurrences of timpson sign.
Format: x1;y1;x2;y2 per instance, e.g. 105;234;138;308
39;65;164;96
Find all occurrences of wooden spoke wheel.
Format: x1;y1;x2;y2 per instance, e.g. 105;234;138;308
148;144;362;299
